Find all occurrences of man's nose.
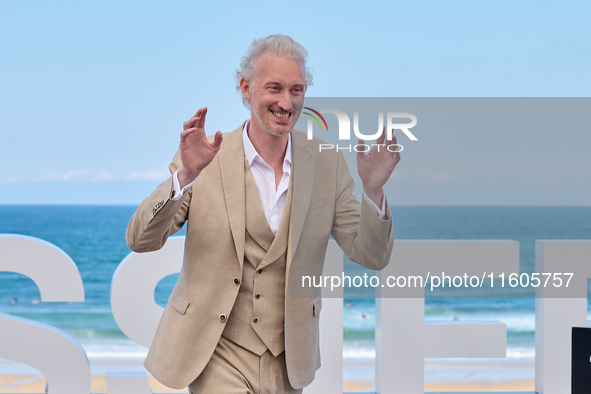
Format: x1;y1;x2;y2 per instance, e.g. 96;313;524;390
277;90;291;111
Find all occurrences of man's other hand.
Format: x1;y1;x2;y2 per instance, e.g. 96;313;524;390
177;107;223;188
357;132;401;207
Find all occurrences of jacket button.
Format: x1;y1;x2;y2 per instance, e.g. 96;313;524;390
256;269;262;274
233;278;240;285
253;317;259;324
219;314;227;322
255;293;261;299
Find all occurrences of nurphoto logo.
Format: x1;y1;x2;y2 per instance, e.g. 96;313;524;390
303;107;418;153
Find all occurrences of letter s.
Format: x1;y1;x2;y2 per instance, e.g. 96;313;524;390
111;236;184;348
108;237;184;394
0;234;90;394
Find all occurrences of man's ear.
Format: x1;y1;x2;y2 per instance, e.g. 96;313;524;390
240;78;251;101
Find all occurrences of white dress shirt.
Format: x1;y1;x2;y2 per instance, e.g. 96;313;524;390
171;121;385;234
241;121;291;235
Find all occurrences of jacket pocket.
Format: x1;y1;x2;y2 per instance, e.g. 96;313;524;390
168;290;190;315
313;296;322;316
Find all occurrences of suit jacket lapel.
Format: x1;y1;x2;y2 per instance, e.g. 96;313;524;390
219;125;246;268
259;185;291;268
289;131;317;263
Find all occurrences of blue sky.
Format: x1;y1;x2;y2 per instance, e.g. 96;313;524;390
1;1;589;205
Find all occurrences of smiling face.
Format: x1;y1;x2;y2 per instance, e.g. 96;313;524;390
241;54;306;139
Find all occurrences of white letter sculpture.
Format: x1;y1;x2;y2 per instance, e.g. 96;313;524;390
0;234;90;394
376;240;519;394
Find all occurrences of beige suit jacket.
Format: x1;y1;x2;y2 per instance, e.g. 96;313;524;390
126;124;394;389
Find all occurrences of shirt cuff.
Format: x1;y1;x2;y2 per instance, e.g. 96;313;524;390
172;169;195;201
363;192;386;220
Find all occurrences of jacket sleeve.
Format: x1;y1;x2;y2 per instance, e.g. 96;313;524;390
330;150;394;271
126;150;192;252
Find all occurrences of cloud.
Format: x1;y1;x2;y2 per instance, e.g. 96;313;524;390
35;170;92;182
126;169;168;181
5;176;22;184
27;169;168;183
547;37;590;55
91;171;117;182
416;169;455;183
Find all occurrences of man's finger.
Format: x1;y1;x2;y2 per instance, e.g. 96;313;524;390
184;116;201;130
180;127;196;141
377;127;386;145
192;108;202;118
196;107;208;129
183;108;207;129
211;131;223;150
356;138;366;161
385;133;398;155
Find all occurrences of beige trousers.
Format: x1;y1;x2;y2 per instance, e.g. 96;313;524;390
188;336;303;394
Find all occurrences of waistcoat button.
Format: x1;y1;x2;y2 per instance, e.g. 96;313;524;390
233;278;240;285
219;314;227;322
255;293;261;299
253;317;259;324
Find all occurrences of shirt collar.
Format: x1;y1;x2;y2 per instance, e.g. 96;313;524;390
242;120;292;170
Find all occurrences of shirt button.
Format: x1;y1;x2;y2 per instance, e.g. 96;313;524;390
255;293;261;299
233;278;240;285
256;269;262;275
219;314;227;323
253;317;260;324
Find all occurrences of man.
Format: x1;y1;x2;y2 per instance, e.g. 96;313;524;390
127;34;398;393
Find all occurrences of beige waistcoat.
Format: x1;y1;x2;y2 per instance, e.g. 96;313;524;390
222;159;291;357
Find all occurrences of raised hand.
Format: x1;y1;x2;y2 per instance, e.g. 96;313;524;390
356;131;401;207
177;107;223;188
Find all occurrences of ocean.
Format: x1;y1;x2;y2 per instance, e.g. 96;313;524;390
1;205;590;379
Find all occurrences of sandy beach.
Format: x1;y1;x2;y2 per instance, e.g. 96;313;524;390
0;356;536;393
0;374;536;393
424;379;534;392
0;375;189;393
